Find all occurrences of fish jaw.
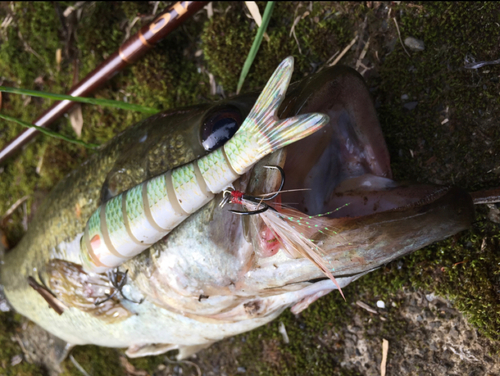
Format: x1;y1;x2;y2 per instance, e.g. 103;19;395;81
132;65;474;312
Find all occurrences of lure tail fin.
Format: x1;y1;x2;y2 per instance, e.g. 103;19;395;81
224;56;329;174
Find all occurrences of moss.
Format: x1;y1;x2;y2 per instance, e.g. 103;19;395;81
60;345;124;376
0;312;47;375
202;2;356;92
1;0;500;374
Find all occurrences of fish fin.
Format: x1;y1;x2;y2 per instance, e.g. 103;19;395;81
224;57;329;174
176;342;216;360
47;259;133;323
126;343;179;358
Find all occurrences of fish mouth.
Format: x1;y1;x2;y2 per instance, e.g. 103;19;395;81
244;65;474;273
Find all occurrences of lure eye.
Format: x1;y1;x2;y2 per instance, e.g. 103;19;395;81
201;105;243;151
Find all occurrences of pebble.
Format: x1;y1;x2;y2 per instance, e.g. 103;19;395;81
376;300;385;309
404;101;418;110
404;37;425;51
401;94;409;101
426;293;437;302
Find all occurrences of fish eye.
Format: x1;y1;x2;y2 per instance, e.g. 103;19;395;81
200;105;243;151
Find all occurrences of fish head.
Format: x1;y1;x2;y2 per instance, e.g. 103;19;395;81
129;65;474;313
241;65;475;283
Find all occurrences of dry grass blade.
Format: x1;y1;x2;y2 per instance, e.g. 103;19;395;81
330;35;358;67
165;355;202;376
381;338;389;376
356;300;378;314
69;354;91;376
393;17;410;57
1;195;29;221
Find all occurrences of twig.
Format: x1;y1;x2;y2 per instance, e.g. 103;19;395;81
69;354;91;376
392;17;410;57
464;58;500;69
13;334;32;364
164;355;202;376
17;30;44;63
330;35;358;67
470;188;500;204
1;195;29;221
322;50;339;69
356;300;378;314
279;321;289;344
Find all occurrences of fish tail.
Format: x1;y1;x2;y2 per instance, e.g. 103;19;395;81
223;56;329;175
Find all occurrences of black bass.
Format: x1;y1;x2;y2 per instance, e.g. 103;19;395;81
0;60;474;359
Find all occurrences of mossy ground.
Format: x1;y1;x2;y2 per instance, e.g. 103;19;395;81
0;1;499;374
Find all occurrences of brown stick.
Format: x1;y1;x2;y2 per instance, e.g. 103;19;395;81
470;188;500;205
0;1;209;165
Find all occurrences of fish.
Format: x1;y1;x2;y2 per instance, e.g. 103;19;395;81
0;61;474;361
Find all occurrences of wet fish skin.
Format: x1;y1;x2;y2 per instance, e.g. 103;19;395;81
0;65;474;359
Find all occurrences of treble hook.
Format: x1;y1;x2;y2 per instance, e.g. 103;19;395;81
95;269;143;306
221;165;285;216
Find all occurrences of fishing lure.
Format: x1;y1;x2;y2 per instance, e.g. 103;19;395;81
222;186;348;299
80;56;329;273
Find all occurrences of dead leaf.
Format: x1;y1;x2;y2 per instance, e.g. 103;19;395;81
245;1;270;42
56;48;62;70
69;104;83;137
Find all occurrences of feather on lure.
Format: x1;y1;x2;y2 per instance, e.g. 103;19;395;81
226;191;347;300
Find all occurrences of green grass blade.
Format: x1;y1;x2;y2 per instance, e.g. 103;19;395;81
0;113;99;149
236;1;275;94
0;86;159;114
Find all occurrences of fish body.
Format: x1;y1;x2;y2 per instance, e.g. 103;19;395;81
80;57;328;273
0;62;474;359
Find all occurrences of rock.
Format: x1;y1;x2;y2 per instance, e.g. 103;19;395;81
404;101;419;110
404;37;425;51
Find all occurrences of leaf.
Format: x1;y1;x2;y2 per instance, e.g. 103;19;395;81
69;104;83;137
0;112;98;149
245;1;262;26
0;86;159;114
236;1;275;94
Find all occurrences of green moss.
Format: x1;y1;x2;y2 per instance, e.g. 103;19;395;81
60;345;123;376
0;312;47;375
202;2;356;92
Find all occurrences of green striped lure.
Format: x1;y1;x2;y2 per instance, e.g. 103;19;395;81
80;56;329;273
